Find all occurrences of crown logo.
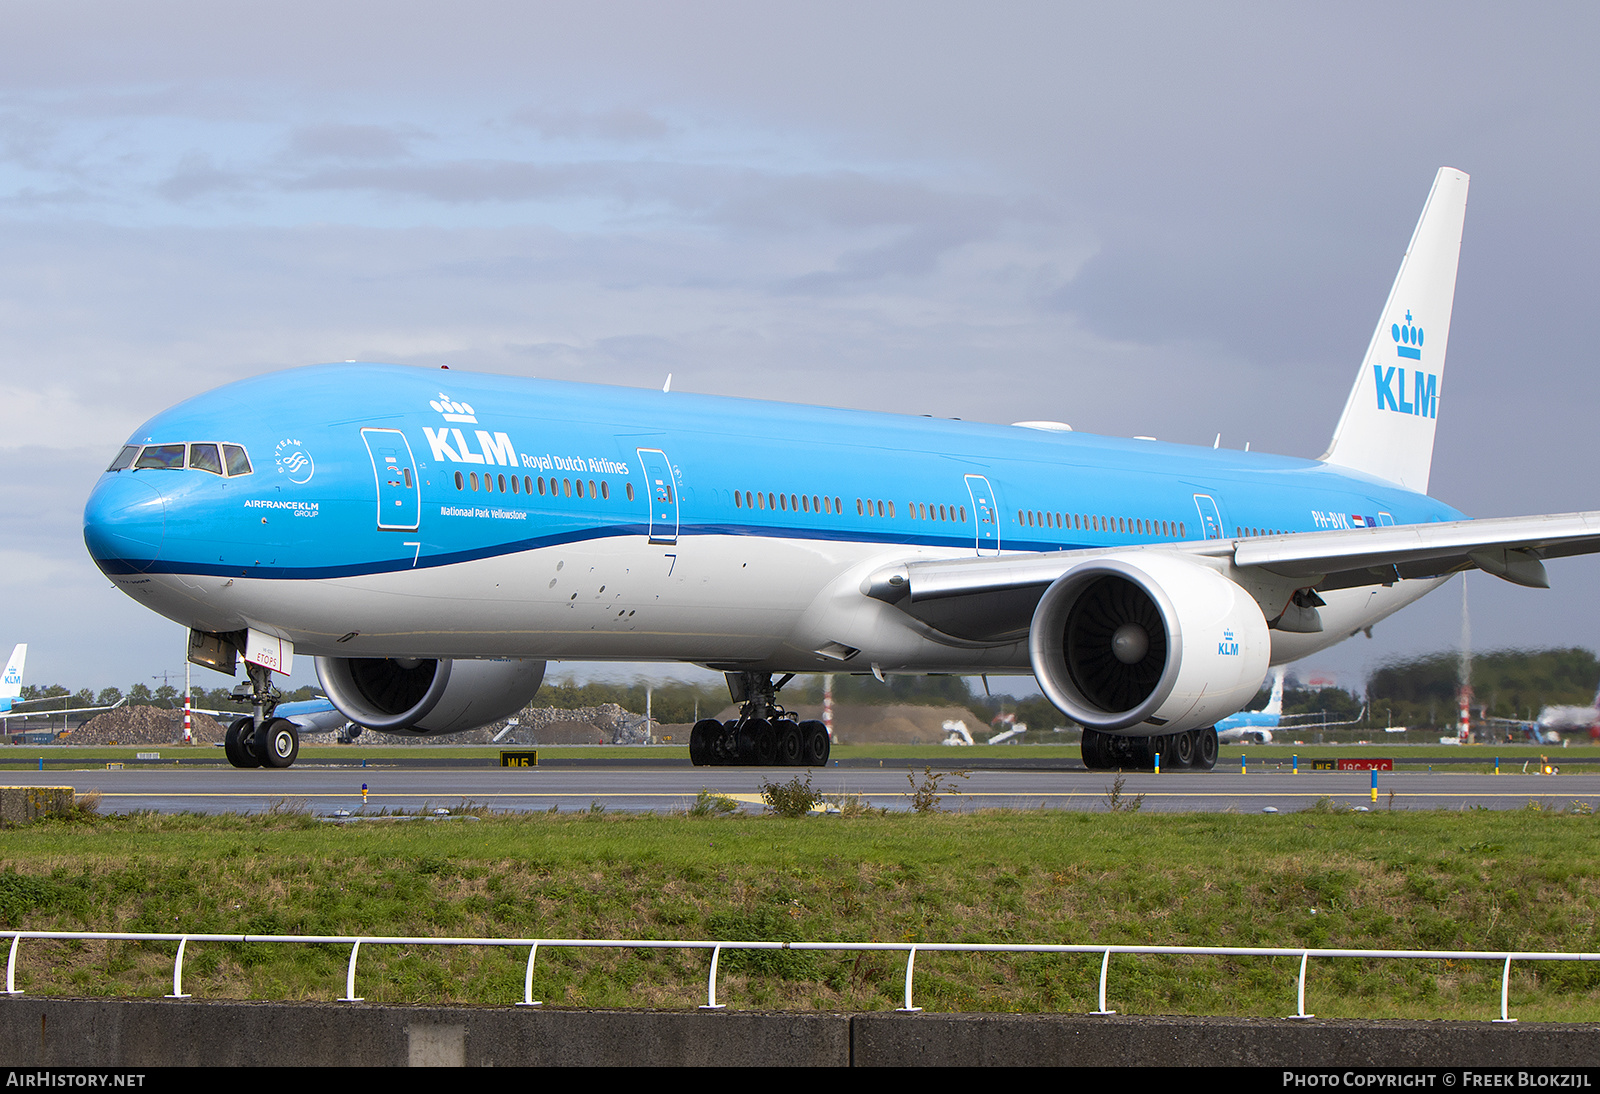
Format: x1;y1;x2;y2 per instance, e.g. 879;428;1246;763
1391;309;1423;360
430;394;477;423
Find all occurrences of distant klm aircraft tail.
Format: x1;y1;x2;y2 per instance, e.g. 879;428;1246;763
0;644;25;712
1321;167;1469;494
1263;666;1284;718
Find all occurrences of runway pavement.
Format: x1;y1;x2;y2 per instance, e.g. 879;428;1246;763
1;758;1595;815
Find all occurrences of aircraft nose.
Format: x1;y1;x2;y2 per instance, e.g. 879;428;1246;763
83;474;166;574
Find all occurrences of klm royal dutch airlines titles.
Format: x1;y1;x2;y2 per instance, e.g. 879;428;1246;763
82;168;1600;770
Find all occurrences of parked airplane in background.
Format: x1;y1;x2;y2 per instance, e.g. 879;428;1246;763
81;168;1600;771
0;645;25;713
1536;686;1600;741
0;644;126;724
1216;669;1284;745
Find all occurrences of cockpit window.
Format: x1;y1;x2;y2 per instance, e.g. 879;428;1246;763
189;443;223;475
115;442;252;475
134;444;187;470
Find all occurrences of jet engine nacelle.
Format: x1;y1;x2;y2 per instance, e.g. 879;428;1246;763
315;656;546;735
1028;554;1269;735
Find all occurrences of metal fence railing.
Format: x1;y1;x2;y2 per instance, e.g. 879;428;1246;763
6;930;1597;1021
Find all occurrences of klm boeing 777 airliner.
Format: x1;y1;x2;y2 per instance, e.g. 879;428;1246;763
81;168;1600;770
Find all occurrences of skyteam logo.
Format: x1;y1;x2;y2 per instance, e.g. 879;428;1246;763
1218;629;1239;656
430;394;477;424
1374;308;1439;418
273;439;315;485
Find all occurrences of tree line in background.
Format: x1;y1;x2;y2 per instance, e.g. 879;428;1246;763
1366;647;1599;728
18;647;1600;733
18;683;323;711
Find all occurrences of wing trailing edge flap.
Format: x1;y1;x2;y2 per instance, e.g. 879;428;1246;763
863;511;1600;644
1234;511;1600;589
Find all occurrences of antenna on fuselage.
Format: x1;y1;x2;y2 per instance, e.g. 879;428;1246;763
662;373;672;393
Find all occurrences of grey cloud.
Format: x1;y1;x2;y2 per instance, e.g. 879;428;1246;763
285;122;414;161
286;160;600;203
281;157;1037;282
779;223;987;293
510;106;670;143
158;154;253;202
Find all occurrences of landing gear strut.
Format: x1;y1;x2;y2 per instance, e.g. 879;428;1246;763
1080;726;1217;772
222;662;300;769
688;671;831;768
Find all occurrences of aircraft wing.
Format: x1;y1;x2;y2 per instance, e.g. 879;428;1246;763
1232;511;1600;589
864;510;1600;642
1;697;127;719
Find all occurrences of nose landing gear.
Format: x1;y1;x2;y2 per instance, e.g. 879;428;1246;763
223;662;301;769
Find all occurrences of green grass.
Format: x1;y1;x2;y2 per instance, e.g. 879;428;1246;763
5;804;1600;1019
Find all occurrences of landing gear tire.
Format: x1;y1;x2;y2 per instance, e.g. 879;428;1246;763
1170;730;1196;769
753;719;779;766
775;719;803;766
712;721;740;765
1080;728;1110;770
1194;727;1218;771
689;719;720;766
735;721;761;765
800;720;830;766
225;716;261;769
258;718;299;768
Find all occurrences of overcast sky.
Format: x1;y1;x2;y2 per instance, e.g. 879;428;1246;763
4;2;1598;700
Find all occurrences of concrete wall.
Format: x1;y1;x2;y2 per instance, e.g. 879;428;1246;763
0;785;72;823
4;997;1599;1066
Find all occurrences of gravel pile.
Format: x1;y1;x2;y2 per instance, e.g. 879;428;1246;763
65;706;227;746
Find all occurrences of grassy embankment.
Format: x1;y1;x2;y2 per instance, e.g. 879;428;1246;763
4;803;1600;1019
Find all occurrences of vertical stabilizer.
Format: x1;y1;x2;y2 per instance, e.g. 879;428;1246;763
0;644;25;706
1263;666;1285;717
1321;168;1469;493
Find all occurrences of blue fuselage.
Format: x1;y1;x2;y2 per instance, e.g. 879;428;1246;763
82;363;1462;672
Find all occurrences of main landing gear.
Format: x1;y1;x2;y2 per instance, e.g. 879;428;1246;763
1080;726;1217;772
223;661;300;769
689;671;831;767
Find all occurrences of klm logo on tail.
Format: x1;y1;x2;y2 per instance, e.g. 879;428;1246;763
1374;310;1438;418
0;644;24;711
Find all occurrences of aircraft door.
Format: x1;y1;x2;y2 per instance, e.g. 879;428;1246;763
636;448;679;545
1192;494;1225;540
964;474;1001;556
362;428;420;532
